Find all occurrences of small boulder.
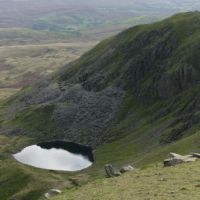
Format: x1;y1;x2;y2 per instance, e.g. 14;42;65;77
44;189;62;199
104;164;121;178
120;165;134;173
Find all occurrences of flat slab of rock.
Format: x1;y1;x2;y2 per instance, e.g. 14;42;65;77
120;165;134;173
164;152;199;167
191;153;200;158
44;189;62;199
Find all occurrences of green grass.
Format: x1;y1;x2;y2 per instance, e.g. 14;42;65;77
0;135;91;200
0;88;20;100
0;125;199;200
14;104;55;133
1;96;198;200
89;116;200;177
53;161;200;200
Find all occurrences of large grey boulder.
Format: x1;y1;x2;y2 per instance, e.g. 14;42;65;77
44;189;62;199
164;152;198;167
104;164;121;178
120;165;134;173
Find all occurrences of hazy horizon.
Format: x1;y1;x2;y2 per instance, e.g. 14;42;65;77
4;0;200;9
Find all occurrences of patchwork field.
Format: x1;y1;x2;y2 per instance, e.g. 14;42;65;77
0;41;97;100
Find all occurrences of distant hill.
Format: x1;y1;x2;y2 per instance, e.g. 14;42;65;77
0;0;200;37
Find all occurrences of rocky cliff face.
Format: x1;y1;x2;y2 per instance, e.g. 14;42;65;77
2;12;200;147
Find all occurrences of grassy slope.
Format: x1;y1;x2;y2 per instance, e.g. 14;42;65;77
0;128;199;200
0;135;92;200
53;161;200;200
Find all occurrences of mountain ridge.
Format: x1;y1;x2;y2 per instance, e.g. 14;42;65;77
2;12;200;147
1;12;200;146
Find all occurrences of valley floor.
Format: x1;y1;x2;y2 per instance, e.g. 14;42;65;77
52;161;200;200
0;41;97;100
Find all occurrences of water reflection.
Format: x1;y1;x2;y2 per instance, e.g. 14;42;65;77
13;141;93;171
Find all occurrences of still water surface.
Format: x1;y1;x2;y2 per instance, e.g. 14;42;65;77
13;141;93;171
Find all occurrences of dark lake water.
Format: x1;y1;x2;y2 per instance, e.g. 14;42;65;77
13;141;94;171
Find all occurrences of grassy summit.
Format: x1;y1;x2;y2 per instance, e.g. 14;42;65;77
0;12;200;200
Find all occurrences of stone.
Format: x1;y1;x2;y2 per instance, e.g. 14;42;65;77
120;165;134;173
164;152;197;167
169;152;198;161
15;83;124;148
104;164;121;178
191;153;200;158
164;158;184;167
44;189;62;199
168;153;182;159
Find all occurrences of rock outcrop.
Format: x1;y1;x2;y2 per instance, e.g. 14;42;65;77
105;164;134;177
164;152;199;167
104;164;121;177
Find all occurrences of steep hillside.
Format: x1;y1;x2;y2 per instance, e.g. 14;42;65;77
1;12;200;200
3;11;200;147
